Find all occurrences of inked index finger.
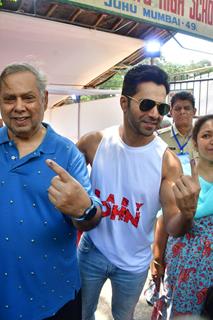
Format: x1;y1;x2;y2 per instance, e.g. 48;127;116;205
190;158;199;181
46;159;70;182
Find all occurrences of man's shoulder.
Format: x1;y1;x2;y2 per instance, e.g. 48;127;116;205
43;123;77;151
50;126;76;146
78;125;119;148
78;131;103;146
77;131;103;160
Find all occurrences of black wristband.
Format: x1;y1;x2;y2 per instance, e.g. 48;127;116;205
72;199;97;222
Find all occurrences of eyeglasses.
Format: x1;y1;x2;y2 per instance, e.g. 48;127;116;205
126;95;170;116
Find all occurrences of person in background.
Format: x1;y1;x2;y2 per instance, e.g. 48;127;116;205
77;64;200;320
158;91;198;166
152;114;213;319
0;63;102;320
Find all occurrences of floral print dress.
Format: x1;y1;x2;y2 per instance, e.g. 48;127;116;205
152;177;213;319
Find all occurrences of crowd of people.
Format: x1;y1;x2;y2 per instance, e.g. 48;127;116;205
0;62;212;320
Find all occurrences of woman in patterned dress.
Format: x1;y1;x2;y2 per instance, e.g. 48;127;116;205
152;114;213;319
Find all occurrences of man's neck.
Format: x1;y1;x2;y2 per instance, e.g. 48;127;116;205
120;125;155;147
175;124;192;137
9;125;46;158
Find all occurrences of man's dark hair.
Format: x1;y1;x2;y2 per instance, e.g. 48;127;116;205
192;114;213;143
171;91;195;109
121;64;170;97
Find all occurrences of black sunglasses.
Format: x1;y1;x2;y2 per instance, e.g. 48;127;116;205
126;95;170;116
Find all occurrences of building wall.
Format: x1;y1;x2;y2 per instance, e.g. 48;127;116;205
44;96;122;141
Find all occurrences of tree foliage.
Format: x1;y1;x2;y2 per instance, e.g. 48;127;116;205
99;58;213;90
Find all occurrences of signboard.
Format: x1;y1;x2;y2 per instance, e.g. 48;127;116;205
62;0;213;41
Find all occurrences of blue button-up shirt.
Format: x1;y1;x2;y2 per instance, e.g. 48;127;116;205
0;124;99;320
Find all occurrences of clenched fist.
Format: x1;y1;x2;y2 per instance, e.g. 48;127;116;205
46;159;91;218
172;159;200;220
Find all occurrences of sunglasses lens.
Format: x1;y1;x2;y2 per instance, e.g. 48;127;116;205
159;104;170;116
139;99;155;112
139;99;170;116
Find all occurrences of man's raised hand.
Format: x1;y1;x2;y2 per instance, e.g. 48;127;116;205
46;159;90;217
172;159;200;220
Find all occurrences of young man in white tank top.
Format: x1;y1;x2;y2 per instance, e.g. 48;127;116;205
77;65;200;320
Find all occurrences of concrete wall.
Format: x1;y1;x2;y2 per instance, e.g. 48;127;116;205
44;96;122;141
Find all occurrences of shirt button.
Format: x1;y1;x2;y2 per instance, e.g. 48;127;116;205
11;155;16;160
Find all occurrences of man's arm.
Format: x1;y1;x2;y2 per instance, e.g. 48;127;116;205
160;150;200;237
152;216;168;264
77;131;103;165
151;215;168;290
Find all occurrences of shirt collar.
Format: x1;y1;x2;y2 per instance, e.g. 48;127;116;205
0;123;56;154
171;124;192;138
39;123;57;154
0;126;10;144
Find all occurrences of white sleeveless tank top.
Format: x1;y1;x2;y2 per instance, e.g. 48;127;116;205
88;126;167;273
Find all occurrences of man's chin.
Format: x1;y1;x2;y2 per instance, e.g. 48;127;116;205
8;128;31;139
139;125;157;136
138;128;155;137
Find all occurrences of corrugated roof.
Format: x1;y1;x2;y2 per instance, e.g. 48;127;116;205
0;0;175;87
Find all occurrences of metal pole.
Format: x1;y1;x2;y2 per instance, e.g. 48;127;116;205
77;95;81;140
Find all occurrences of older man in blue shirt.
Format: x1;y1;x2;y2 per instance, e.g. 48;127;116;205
0;63;102;320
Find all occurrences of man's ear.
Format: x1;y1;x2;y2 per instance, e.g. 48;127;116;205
44;90;48;111
120;95;128;113
193;108;197;116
